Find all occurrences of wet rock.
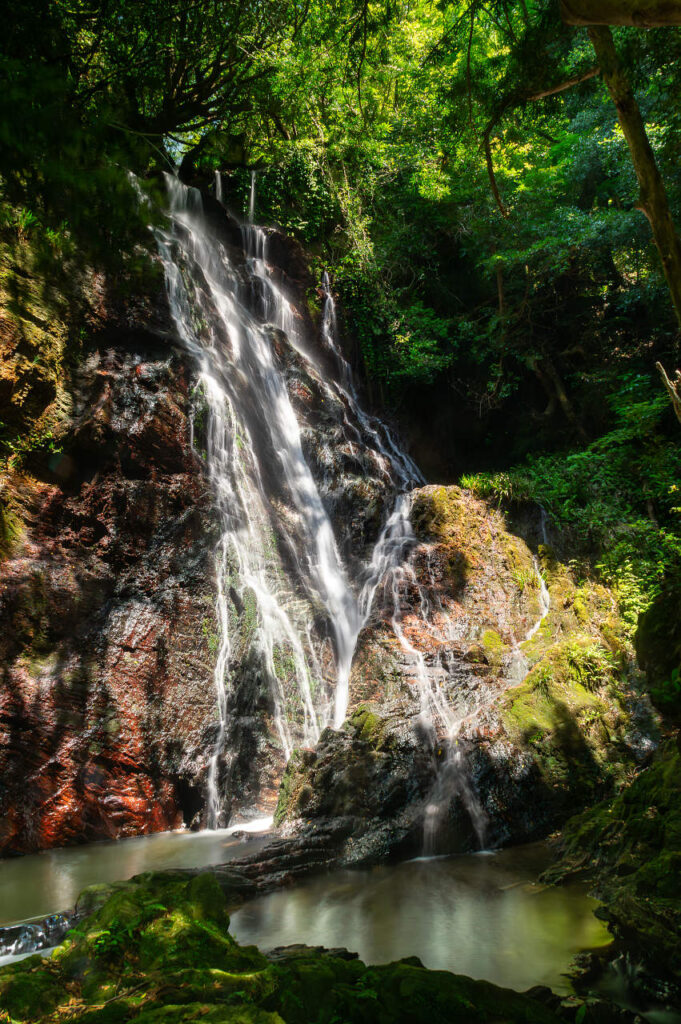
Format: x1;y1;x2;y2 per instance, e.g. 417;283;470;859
0;914;76;959
2;192;343;851
0;339;220;851
277;485;657;863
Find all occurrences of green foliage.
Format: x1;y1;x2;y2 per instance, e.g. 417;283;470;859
548;740;681;974
463;374;681;621
650;666;681;713
4;0;681;417
460;472;531;506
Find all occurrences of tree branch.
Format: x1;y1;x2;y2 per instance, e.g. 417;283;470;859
656;361;681;424
527;66;600;101
483;129;510;218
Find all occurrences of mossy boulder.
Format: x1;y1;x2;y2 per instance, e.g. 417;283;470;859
465;633;657;846
274;702;432;848
497;638;636;793
348;485;547;715
635;572;681;720
279;485;656;859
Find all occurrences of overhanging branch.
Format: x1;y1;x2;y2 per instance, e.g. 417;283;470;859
483;129;510;218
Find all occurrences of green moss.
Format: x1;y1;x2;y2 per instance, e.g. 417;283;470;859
547;741;681;978
349;703;388;747
202;616;221;655
411;486;467;546
498;638;634;796
481;629;509;669
241;587;258;644
0;501;23;560
0;962;63;1021
272;645;296;683
481;629;504;654
274;749;313;826
133;1006;284;1024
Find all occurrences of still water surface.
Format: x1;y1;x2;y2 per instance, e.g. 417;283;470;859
1;833;610;995
0;821;272;927
231;844;611;994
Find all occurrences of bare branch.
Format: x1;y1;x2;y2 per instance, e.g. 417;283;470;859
527;65;600;101
656;361;681;424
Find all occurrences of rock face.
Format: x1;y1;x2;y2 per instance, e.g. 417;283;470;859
0;195;345;852
0;187;657;862
0;289;221;852
0;187;408;855
276;486;657;861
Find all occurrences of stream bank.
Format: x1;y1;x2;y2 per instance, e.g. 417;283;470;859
0;866;648;1024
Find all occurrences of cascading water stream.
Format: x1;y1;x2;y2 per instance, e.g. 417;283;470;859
156;174;425;825
419;551;551;854
157;173;538;842
319;273;425;723
249;171;256;224
158;178;348;823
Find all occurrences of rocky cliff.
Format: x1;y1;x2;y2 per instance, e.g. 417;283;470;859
0;187;658;859
0;236;223;851
276;486;657;861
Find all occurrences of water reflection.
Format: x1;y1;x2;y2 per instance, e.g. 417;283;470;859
230;843;611;995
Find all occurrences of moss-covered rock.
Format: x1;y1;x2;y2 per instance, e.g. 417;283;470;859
545;740;681;983
496;638;636;795
273;702;432;847
277;485;656;860
636;574;681;720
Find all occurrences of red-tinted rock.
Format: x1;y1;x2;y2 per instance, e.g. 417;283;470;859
0;333;220;854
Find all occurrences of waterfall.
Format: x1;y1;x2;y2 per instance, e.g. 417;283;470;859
417;551;551;855
155;175;422;825
319;273;424;723
248;171;256;224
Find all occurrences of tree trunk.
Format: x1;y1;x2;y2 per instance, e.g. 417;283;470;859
562;0;681;26
588;25;681;329
529;356;589;440
656;361;681;423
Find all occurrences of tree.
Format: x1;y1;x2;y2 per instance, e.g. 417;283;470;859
587;25;681;329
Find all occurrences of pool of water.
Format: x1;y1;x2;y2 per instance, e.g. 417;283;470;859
0;819;273;927
230;843;612;995
0;830;612;996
